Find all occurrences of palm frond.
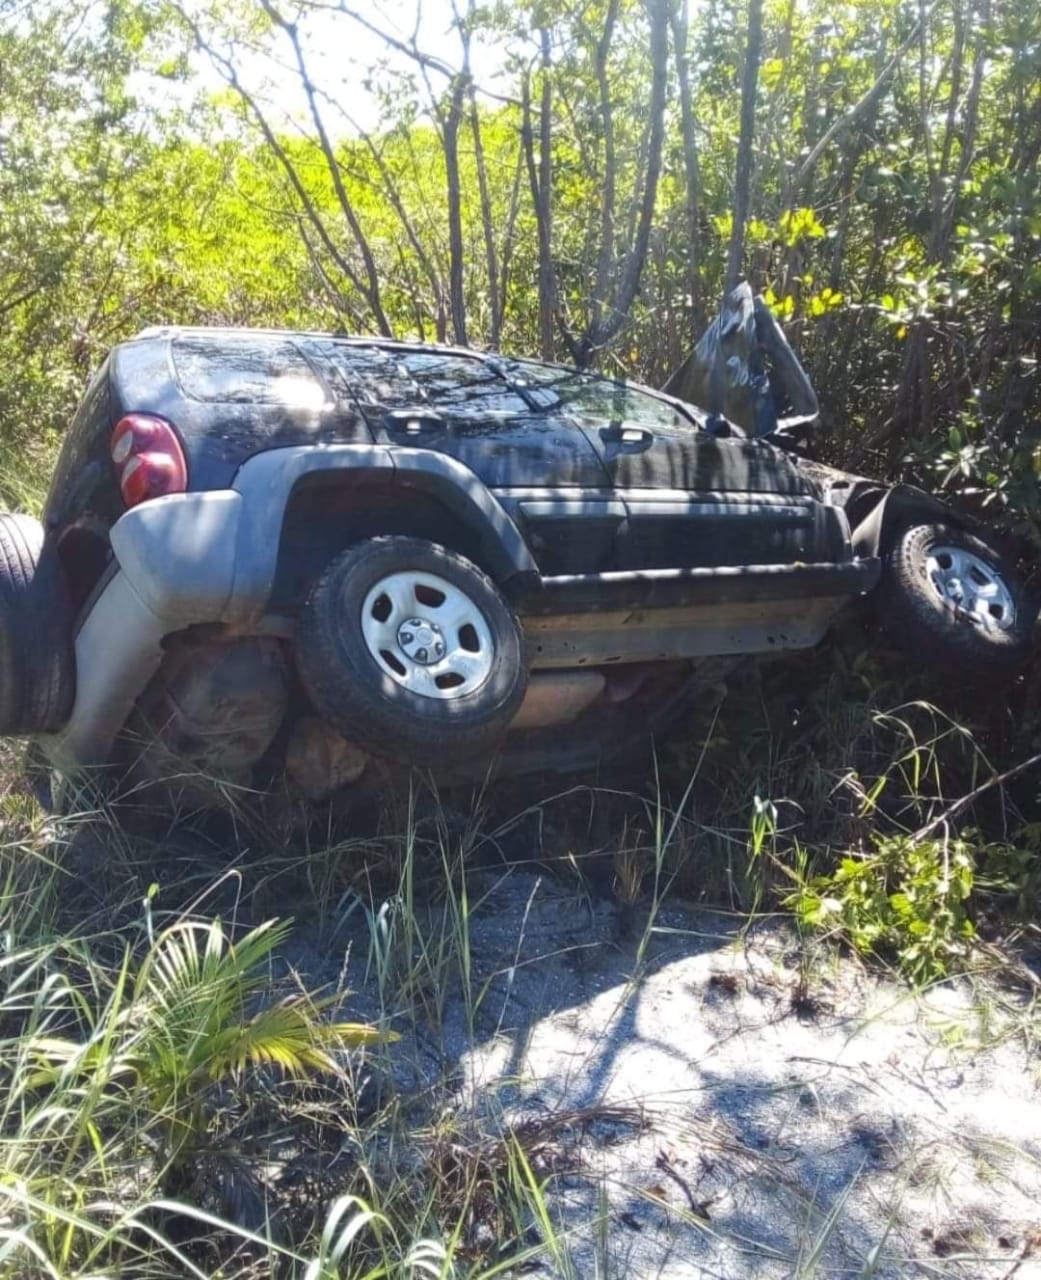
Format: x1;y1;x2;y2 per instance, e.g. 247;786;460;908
20;914;392;1152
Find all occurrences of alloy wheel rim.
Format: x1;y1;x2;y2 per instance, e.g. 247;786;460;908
924;544;1016;633
359;569;495;699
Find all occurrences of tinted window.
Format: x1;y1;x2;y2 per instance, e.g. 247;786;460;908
398;353;530;417
173;336;329;406
325;348;415;407
506;360;694;430
330;345;417;404
327;348;530;417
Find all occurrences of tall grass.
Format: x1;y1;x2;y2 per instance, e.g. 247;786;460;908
0;781;403;1277
0;770;612;1278
0;433;52;515
1;619;1040;1275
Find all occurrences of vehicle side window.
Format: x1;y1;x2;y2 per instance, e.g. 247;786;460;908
325;348;416;407
398;353;530;417
506;360;696;431
328;349;531;418
172;336;328;406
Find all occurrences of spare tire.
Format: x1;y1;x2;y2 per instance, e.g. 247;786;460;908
0;514;75;734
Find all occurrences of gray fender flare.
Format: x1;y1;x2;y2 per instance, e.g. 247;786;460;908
849;485;978;561
226;444;539;622
390;449;539;587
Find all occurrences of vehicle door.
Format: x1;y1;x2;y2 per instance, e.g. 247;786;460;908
522;368;825;571
328;344;620;575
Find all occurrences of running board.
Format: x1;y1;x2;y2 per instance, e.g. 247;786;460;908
518;558;880;615
519;560;879;669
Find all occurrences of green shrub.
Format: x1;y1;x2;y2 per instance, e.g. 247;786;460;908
788;834;977;983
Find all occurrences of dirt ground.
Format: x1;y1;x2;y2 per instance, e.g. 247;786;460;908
275;855;1041;1280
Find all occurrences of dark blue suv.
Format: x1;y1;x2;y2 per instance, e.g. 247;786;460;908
1;303;1031;804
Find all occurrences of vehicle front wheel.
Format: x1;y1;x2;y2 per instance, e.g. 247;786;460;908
880;521;1036;676
295;536;528;766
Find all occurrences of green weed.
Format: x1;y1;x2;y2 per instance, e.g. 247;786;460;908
787;833;977;982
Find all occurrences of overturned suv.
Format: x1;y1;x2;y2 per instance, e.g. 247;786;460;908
1;288;1035;804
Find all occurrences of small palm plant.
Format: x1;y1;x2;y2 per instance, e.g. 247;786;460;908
28;916;392;1174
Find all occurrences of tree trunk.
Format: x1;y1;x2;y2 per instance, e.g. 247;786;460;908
670;0;702;336
468;88;501;347
590;0;620;334
576;0;670;366
725;0;764;293
521;35;556;362
443;73;469;346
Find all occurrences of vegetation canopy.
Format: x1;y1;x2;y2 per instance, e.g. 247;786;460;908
2;0;1039;526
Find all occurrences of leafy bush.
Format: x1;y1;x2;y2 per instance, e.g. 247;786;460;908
788;834;977;983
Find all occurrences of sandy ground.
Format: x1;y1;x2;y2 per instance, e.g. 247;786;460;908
282;860;1041;1280
61;794;1041;1279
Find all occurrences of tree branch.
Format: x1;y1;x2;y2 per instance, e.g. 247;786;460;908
912;751;1041;844
258;0;393;336
789;0;943;197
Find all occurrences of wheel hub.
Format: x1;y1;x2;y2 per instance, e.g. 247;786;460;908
925;544;1016;632
396;617;446;665
360;568;495;701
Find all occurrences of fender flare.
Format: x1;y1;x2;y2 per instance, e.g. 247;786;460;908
390;449;539;588
849;484;980;561
227;444;539;622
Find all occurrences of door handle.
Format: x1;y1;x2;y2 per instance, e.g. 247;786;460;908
382;407;446;434
601;424;653;447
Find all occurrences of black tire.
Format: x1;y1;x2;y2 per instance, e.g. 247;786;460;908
880;521;1035;676
0;514;76;735
295;536;528;765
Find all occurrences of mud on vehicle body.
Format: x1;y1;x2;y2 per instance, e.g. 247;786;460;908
1;288;1034;809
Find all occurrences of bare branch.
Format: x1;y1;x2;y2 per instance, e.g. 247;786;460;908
912;750;1041;845
258;0;393;336
789;0;944;196
171;5;373;313
331;0;456;78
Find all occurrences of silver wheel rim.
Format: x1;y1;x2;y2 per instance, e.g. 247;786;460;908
359;569;495;700
925;544;1016;633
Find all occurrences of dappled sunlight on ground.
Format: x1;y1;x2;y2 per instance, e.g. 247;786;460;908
276;854;1041;1278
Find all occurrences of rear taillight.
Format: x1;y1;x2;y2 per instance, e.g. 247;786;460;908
110;414;188;508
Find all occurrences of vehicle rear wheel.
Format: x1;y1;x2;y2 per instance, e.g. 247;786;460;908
880;521;1035;676
296;536;528;765
0;514;75;734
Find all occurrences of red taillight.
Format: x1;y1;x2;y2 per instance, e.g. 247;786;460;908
110;414;188;507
